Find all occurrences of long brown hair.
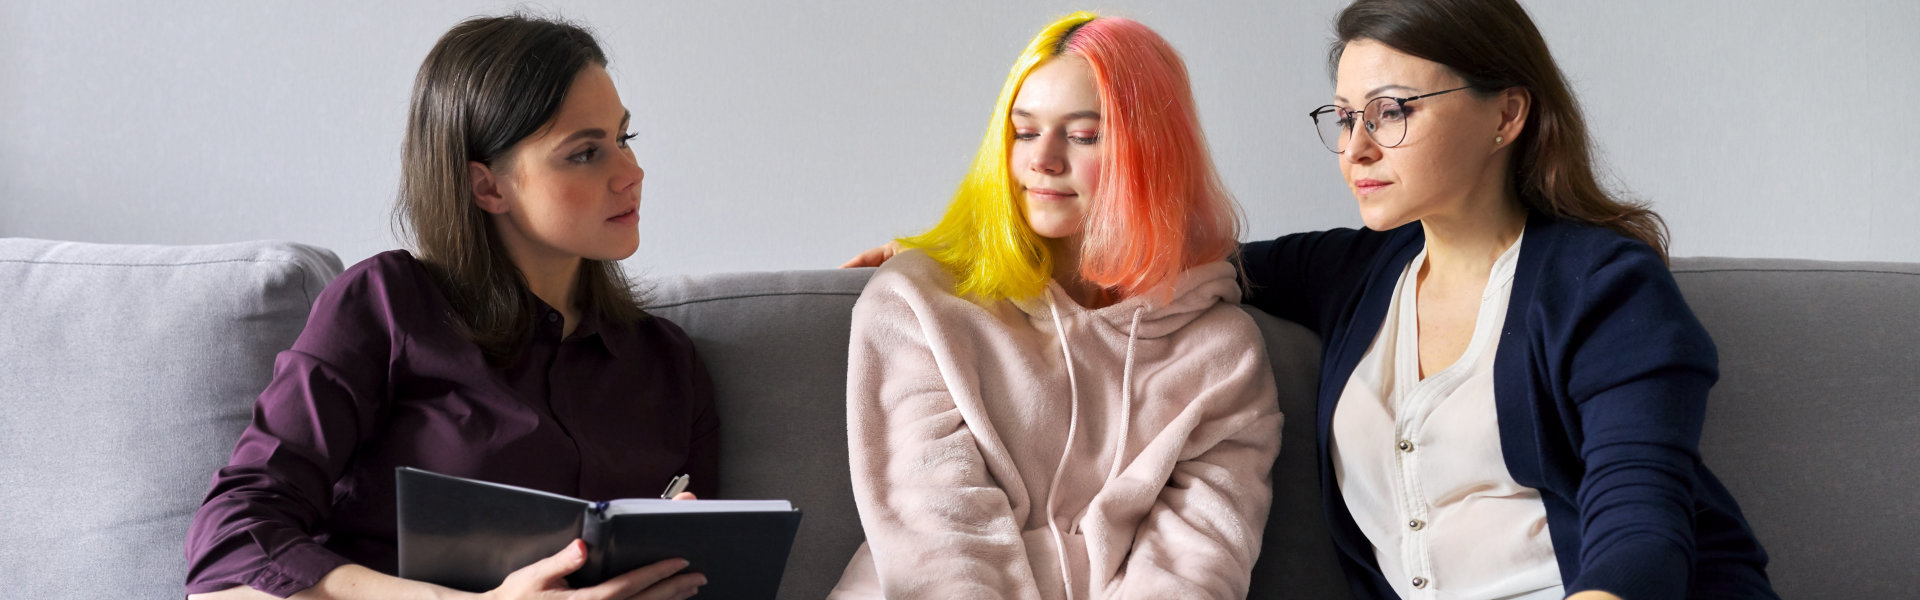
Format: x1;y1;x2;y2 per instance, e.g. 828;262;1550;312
1331;0;1670;261
395;14;645;365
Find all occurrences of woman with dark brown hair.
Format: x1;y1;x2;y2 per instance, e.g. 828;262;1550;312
184;14;713;600
1247;0;1779;597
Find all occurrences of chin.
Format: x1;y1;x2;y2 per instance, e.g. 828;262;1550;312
1030;224;1082;240
1024;211;1086;239
1356;204;1414;232
583;241;640;262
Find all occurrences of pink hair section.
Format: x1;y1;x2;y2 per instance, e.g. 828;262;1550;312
1064;17;1241;301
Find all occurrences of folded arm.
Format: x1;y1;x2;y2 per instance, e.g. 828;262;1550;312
1108;322;1284;598
845;284;1042;599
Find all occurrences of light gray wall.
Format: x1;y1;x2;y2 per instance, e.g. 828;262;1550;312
4;1;1916;276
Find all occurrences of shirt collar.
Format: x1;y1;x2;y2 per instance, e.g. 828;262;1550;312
573;308;630;358
528;294;627;358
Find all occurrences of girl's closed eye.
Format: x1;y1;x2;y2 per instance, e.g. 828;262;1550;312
617;132;637;149
1014;130;1040;141
1069;133;1099;145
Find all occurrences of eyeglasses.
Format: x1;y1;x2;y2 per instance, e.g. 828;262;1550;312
1309;86;1472;154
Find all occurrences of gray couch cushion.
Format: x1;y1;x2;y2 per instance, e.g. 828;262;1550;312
1242;309;1351;599
0;239;341;598
1674;258;1920;597
648;268;1349;600
647;269;872;600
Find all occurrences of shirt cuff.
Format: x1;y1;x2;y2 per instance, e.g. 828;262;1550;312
1567;542;1689;600
248;541;353;598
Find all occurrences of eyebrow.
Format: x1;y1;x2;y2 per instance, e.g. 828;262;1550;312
1334;85;1417;104
1011;108;1101;121
556;110;631;146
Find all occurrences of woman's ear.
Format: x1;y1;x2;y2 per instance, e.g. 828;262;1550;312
469;161;510;215
1494;87;1531;149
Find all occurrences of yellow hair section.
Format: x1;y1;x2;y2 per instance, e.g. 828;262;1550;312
897;11;1099;302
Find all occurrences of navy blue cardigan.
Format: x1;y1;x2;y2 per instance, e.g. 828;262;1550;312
1241;214;1775;600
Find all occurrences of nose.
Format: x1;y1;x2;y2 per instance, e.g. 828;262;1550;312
1343;122;1382;166
613;147;644;194
1028;135;1067;175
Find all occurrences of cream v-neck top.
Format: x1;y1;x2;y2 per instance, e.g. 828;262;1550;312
1330;234;1564;600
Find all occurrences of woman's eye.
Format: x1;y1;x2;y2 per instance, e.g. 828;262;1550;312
1069;135;1099;145
1378;107;1408;122
617;132;638;149
1014;131;1040;141
568;146;599;164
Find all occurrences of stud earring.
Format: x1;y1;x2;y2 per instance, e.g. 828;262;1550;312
1495;135;1504;144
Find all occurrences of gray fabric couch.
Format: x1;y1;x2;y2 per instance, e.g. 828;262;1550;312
1;237;1914;598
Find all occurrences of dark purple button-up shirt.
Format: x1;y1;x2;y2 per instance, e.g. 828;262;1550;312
184;250;717;597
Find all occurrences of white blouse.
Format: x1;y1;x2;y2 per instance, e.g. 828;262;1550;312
1331;234;1565;600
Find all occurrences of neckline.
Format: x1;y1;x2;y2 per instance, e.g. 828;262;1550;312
1394;231;1525;389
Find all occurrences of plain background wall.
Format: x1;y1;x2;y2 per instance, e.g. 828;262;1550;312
3;0;1916;276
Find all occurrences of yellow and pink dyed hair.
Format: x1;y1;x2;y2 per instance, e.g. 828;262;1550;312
900;11;1242;303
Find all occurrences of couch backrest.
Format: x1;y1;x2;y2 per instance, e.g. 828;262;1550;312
0;238;342;599
647;268;1353;600
1672;257;1920;597
8;243;1909;598
657;258;1920;598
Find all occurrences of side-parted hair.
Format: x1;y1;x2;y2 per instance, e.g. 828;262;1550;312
1332;0;1671;261
395;14;645;365
901;12;1242;302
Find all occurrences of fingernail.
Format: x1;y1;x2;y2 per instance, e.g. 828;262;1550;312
675;558;692;571
695;574;708;586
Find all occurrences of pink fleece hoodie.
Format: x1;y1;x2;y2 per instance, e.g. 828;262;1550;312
830;250;1284;599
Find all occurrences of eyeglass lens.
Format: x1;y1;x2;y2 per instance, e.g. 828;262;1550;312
1314;97;1410;153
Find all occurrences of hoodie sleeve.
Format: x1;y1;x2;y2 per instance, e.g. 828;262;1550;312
1106;311;1283;599
844;267;1044;599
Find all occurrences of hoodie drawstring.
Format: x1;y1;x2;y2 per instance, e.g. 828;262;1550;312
1043;291;1082;600
1105;307;1143;485
1043;293;1147;600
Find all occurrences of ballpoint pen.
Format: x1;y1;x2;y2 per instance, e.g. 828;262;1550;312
660;474;690;499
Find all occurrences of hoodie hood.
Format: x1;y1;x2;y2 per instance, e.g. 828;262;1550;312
1012;260;1242;339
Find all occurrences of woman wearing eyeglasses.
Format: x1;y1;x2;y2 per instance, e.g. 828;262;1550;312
1256;0;1779;598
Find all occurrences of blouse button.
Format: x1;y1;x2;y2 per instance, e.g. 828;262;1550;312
1396;440;1414;452
547;312;560;323
1408;519;1425;530
1412;577;1429;589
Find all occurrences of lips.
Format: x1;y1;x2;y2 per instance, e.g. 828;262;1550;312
1026;187;1077;200
1352;179;1392;196
607;207;638;224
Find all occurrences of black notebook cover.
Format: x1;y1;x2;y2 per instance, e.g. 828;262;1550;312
396;467;802;599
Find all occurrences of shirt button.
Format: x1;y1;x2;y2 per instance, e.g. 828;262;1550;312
1396;440;1414;452
1412;577;1429;589
547;312;559;323
1408;519;1425;530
